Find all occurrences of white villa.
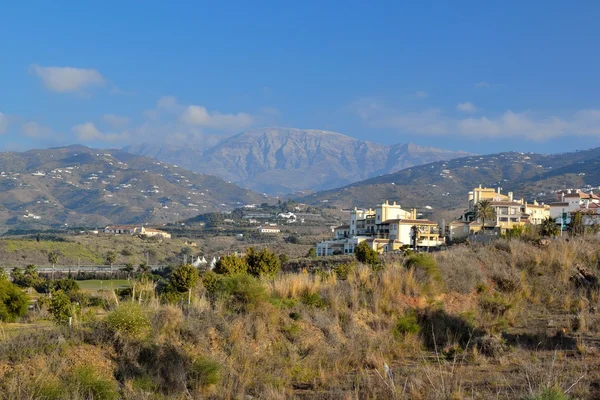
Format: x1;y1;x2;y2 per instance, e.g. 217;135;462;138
316;200;445;256
549;189;600;226
104;225;171;239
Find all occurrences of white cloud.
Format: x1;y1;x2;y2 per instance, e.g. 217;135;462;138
30;65;105;93
415;90;429;98
181;105;254;131
21;122;52;138
102;114;130;128
456;102;477;113
475;81;490;88
73;122;128;142
0;112;8;134
354;100;600;141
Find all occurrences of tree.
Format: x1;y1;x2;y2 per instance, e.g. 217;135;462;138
410;225;419;251
138;262;151;276
123;263;135;279
214;255;248;275
355;242;379;266
49;290;74;325
12;265;43;290
0;280;29;322
246;247;281;279
48;251;59;279
569;212;585;236
475;200;496;232
170;264;200;304
105;251;118;269
539;217;560;237
307;248;316;258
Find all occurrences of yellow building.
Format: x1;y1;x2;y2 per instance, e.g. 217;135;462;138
450;186;550;239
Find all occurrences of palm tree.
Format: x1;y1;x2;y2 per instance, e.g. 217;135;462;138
475;200;496;233
539;217;560;237
48;252;59;280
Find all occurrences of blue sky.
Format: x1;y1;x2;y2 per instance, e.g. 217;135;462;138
1;1;599;154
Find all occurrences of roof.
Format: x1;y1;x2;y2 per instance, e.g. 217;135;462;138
106;225;139;230
383;218;437;225
334;225;350;230
144;228;167;233
549;202;569;206
489;201;522;206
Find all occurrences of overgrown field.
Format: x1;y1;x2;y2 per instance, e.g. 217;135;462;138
0;231;318;267
2;237;600;399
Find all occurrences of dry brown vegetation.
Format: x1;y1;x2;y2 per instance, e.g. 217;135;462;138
2;237;600;399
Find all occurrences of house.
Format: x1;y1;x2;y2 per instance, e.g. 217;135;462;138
549;189;600;223
333;225;350;239
258;226;281;234
140;228;171;239
449;186;550;239
104;225;171;239
316;200;445;256
448;220;482;241
104;225;139;234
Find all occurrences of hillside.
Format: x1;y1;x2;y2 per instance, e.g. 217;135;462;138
0;146;268;233
125;127;471;194
297;147;600;222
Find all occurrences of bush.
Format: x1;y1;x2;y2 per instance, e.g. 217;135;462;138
355;242;379;265
0;280;29;322
66;366;119;400
106;302;151;339
300;291;327;308
214;254;248;275
189;357;221;388
393;311;421;338
522;386;571;400
211;274;268;313
246;247;281;279
49;290;76;325
405;253;443;293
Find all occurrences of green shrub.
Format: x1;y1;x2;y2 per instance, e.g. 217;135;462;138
66;366;119;400
479;292;513;317
393;311;421;338
405;254;441;282
0;280;29;322
405;254;443;293
106;302;151;339
355;242;379;265
333;263;355;280
49;290;76;325
189;356;221;388
214;254;248;275
213;274;268;313
300;291;327;308
522;386;570;400
246;247;281;279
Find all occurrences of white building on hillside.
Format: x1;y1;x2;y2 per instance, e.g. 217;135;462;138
316;200;444;256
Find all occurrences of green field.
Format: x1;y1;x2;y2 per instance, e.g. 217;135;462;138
77;279;132;292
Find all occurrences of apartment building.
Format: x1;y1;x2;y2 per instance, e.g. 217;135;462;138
316;200;445;256
449;186;550;240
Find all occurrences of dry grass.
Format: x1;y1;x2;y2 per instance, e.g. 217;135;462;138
3;237;600;398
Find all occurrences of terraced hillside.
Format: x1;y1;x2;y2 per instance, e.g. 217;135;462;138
0;146;269;233
298;147;600;222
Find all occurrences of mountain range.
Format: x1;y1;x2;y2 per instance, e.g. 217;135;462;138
124;127;472;194
298;147;600;222
0;146;268;233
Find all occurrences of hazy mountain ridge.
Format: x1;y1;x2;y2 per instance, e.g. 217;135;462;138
297;147;600;222
0;146;268;232
124;127;472;194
